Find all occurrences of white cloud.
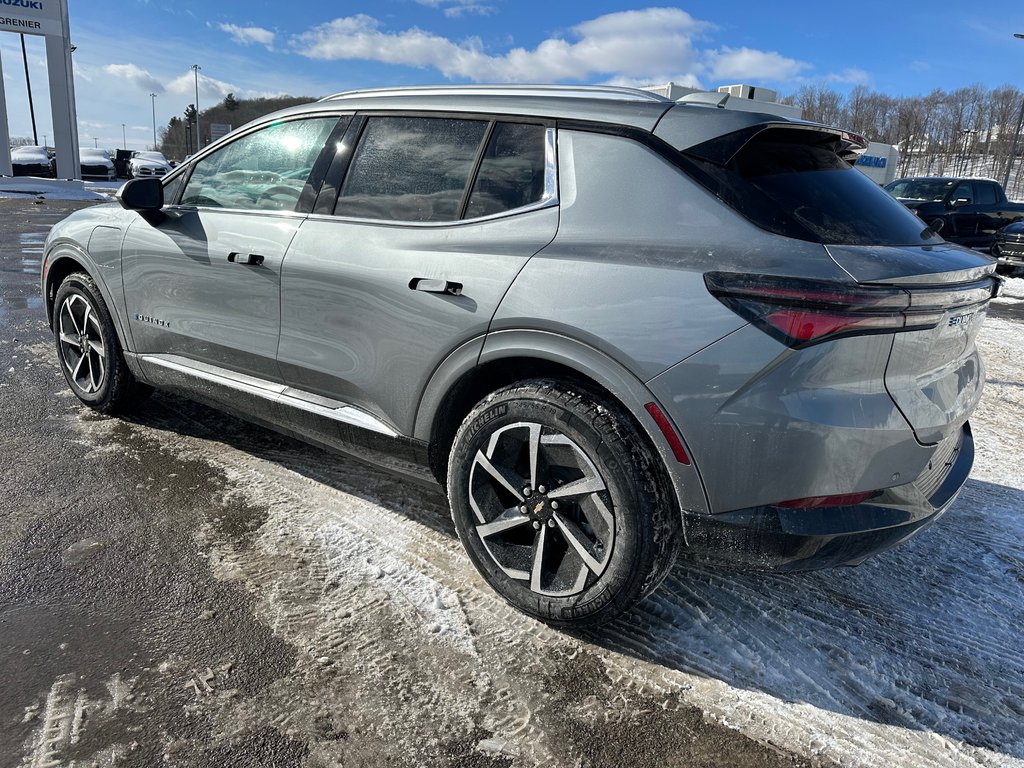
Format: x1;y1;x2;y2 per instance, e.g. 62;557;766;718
292;8;710;84
707;46;809;82
416;0;496;17
103;63;164;94
218;23;275;49
166;70;238;103
824;67;871;85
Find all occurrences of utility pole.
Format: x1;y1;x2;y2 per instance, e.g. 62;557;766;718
1004;33;1024;195
20;34;38;146
121;123;126;149
150;93;158;150
191;64;201;150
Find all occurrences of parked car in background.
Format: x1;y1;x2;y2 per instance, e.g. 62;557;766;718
10;145;55;177
42;85;997;626
79;148;116;181
992;220;1024;274
129;150;172;178
884;176;1024;250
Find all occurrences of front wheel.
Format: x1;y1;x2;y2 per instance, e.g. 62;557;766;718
447;379;682;627
53;272;151;414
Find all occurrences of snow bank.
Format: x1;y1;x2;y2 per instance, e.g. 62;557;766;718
0;177;109;201
998;276;1024;300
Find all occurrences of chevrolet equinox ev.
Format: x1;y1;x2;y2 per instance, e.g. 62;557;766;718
42;85;996;626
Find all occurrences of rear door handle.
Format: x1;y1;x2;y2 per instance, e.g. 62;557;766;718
409;277;462;295
228;252;264;266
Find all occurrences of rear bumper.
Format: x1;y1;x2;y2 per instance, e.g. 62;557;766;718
684;423;973;571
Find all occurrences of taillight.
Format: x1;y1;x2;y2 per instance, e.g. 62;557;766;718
705;272;995;349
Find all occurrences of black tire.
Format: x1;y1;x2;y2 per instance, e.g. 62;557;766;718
53;272;151;414
447;379;682;628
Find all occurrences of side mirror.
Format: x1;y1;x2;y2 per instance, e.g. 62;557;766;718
116;177;163;211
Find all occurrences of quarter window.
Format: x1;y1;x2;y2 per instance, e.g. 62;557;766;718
465;123;547;219
334;117;487;222
180;117;338;211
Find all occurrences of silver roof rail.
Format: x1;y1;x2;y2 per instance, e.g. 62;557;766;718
319;84;672;103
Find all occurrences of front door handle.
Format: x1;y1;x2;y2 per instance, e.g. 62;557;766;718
409;277;462;295
228;252;265;266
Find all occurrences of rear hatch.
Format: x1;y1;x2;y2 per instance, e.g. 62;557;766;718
827;244;997;445
657;110;999;446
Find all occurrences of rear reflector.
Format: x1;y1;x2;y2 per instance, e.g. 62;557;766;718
644;402;691;465
776;491;875;509
705;271;997;349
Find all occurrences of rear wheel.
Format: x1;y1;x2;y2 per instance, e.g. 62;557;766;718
53;272;151;414
447;379;681;627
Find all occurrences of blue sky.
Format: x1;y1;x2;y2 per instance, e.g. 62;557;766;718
2;0;1024;149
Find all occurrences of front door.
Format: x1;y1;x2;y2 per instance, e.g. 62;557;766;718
121;116;340;381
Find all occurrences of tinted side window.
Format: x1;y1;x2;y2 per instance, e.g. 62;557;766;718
975;182;998;206
335;117;487;222
951;182;973;203
465;123;547;219
180;117;338;211
162;172;185;205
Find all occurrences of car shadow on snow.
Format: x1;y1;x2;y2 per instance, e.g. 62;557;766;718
125;392;1024;762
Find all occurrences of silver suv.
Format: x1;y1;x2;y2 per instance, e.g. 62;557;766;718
43;85;997;626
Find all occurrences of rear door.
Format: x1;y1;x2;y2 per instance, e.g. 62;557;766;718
277;115;558;434
122;116;339;380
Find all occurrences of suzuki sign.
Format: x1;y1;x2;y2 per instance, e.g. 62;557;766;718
0;0;80;178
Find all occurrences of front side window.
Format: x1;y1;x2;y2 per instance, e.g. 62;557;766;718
180;117;338;211
335;117;487;222
951;182;973;204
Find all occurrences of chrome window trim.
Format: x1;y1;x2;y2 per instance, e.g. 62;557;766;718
319;126;558;228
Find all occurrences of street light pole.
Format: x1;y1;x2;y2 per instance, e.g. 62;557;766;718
1004;34;1024;192
191;64;201;150
121;123;126;149
150;93;158;150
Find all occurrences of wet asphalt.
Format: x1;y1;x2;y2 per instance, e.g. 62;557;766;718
0;197;825;768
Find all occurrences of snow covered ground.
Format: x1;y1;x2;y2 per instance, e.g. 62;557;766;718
0;177;109;201
47;304;1024;766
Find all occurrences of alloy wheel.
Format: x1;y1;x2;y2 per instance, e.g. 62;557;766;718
468;422;615;597
57;293;106;395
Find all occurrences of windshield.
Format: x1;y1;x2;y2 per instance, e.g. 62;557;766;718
884;179;955;201
683;128;941;247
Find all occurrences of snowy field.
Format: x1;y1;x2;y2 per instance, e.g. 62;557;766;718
39;287;1023;767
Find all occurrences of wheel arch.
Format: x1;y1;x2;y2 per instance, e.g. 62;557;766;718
44;246;132;354
416;328;710;517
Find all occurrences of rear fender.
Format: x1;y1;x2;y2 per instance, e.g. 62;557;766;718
415;328;710;517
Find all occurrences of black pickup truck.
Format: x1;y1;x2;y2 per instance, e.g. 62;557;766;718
883;176;1024;250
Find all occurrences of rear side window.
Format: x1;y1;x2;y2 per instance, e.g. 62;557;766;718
975;183;998;206
180;117;338;211
685;128;941;246
465;123;546;218
335;117;487;222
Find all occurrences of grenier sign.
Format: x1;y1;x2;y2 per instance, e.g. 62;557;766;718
0;0;64;38
0;0;79;179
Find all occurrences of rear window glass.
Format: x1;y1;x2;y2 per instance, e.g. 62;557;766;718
685;128;941;246
335;117;487;222
465;122;546;218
